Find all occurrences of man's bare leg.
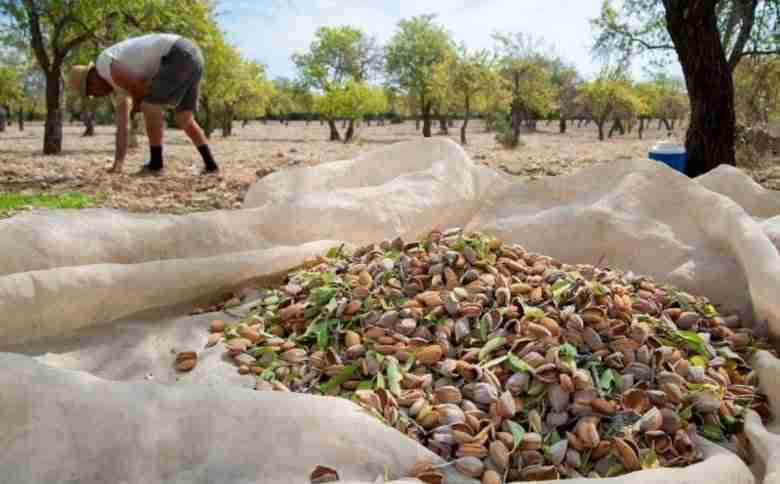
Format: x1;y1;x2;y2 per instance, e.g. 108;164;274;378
176;110;219;173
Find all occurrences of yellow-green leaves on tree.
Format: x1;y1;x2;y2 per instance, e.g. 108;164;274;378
577;72;644;141
385;15;454;137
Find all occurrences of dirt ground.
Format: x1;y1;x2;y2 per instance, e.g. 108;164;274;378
0;119;777;216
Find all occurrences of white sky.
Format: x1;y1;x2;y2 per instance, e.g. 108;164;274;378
216;0;682;81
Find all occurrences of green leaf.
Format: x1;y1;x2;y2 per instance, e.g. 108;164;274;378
386;358;402;398
559;343;578;360
641;448;659;470
690;355;708;367
260;360;281;380
698;303;718;317
522;304;545;320
402;354;417;372
717;346;744;363
263;295;280;306
551;278;575;307
483;355;509;369
589;281;610;297
505;420;526;452
599;368;615;393
700;423;725;442
311;286;339;306
679;405;693;420
479;336;506;361
325;245;346;259
507;354;534;373
357;380;374;391
606;463;625;477
318;364;357;393
675;330;715;358
479;314;489;342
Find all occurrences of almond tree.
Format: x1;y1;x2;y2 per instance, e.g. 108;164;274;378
592;0;780;175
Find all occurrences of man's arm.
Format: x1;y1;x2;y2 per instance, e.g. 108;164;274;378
112;97;131;171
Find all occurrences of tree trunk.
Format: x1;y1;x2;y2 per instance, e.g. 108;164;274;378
222;109;233;137
18;107;24;131
510;72;521;147
341;119;347;129
664;0;735;176
658;119;663;129
559;118;567;134
43;69;63;154
415;118;420;130
448;118;454;128
422;102;433;138
670;119;676;129
661;118;672;131
461;96;470;145
242;119;249;127
344;118;356;143
597;120;606;141
638;117;645;140
203;97;213;138
366;118;372;126
327;119;341;141
0;109;5;132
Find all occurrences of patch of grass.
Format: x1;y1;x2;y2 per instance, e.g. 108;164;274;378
0;192;100;217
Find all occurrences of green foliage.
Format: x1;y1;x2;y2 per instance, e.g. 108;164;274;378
576;69;645;138
450;46;503;115
293;25;380;135
493;32;557;117
385;15;454;116
314;79;387;122
734;57;780;125
0;64;23;107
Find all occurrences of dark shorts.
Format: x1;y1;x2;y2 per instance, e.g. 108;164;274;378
145;38;204;112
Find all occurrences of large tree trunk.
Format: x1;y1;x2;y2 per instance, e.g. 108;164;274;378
18;107;24;131
597;120;606;141
559;118;567;134
422;102;432;138
327;119;341;141
43;69;63;154
638;117;645;140
663;0;736;176
0;108;5;132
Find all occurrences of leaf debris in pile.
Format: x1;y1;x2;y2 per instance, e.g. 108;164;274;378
206;228;773;482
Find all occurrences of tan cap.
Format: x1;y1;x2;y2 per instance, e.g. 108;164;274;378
69;64;94;98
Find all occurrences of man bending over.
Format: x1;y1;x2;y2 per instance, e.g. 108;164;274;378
69;33;219;175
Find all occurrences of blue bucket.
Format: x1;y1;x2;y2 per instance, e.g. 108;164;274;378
649;142;687;174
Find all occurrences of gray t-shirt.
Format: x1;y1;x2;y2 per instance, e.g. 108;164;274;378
96;33;181;98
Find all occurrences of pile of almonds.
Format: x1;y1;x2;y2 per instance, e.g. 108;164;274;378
204;228;772;483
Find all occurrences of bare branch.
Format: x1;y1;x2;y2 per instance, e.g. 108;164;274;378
727;0;759;71
21;0;51;72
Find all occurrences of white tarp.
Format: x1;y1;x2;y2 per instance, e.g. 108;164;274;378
0;138;778;484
